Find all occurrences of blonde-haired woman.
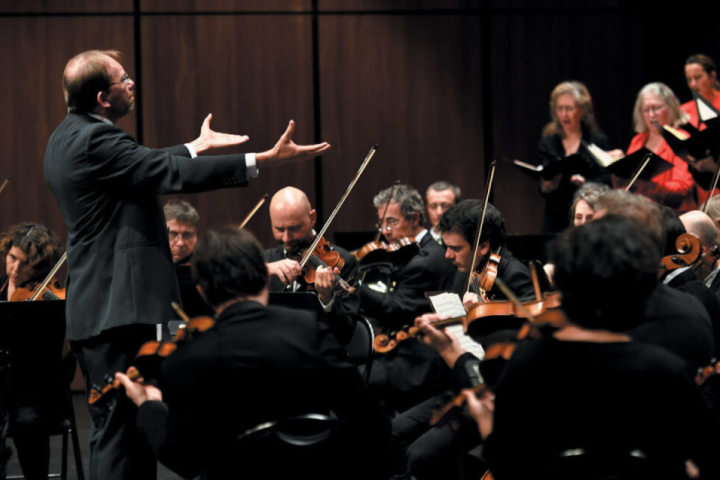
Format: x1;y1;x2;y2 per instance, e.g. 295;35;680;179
538;81;614;233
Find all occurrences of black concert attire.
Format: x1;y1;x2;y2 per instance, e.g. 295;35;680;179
357;231;457;413
538;126;611;234
44;112;252;479
174;262;214;318
663;267;720;359
484;336;720;479
391;247;534;479
635;284;715;376
135;301;390;479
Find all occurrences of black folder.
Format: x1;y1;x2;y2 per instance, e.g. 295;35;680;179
605;147;673;180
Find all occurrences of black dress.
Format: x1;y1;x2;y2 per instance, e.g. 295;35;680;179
538;126;611;233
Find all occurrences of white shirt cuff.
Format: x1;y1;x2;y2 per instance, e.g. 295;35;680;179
246;152;258;178
184;143;198;158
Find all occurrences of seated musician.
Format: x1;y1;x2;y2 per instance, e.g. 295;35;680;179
438;199;536;347
0;222;63;480
164;199;213;317
594;190;715;375
116;227;389;479
462;216;720;479
357;183;456;329
264;186;357;307
1;223;63;301
425;180;461;243
357;183;456;413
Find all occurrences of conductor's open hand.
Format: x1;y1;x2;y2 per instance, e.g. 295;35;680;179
257;120;331;167
189;113;250;154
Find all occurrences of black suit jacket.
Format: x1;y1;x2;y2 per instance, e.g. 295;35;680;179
44;113;249;340
136;301;389;479
357;233;457;330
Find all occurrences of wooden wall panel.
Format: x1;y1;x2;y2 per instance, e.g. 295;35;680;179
0;16;135;241
140;14;315;248
319;0;478;11
141;0;309;12
0;0;131;13
319;14;484;239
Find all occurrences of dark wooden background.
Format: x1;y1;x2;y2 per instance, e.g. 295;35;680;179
2;0;719;254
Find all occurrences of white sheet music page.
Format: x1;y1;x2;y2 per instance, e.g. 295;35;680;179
426;292;485;360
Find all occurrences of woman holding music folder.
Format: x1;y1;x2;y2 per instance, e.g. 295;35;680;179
620;82;696;213
537;81;614;234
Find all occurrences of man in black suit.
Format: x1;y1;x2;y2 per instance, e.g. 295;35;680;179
438;199;536;346
357;184;456;330
116;228;389;479
356;184;456;413
44;49;330;479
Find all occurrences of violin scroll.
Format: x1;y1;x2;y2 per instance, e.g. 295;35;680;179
660;232;702;272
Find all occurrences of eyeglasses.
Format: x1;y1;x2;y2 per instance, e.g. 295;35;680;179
109;72;132;87
169;231;197;242
641;104;666;115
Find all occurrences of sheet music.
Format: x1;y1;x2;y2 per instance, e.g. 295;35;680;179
427;292;484;359
427;292;466;319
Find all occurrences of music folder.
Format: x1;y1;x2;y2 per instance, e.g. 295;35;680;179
602;147;672;180
660;122;720;162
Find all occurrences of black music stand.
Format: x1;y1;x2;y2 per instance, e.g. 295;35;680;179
268;292;325;315
0;300;69;478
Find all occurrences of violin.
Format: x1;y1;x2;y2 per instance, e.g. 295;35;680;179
88;312;216;405
372;291;564;354
468;250;501;302
10;279;66;301
353;236;419;267
659;232;702;272
9;251;68;301
295;236;355;293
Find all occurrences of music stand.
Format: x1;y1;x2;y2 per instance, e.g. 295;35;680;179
268;292;324;315
0;300;66;477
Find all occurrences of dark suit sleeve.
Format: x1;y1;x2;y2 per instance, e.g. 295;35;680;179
87;123;248;194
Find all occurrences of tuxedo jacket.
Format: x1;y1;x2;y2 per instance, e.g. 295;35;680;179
136;301;389;479
44;113;249;340
357;233;457;330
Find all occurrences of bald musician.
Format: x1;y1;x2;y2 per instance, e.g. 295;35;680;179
264;186;358;306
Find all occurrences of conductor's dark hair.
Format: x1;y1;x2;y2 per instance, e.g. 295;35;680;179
550;215;658;331
191;228;268;306
437;199;506;250
63;49;121;114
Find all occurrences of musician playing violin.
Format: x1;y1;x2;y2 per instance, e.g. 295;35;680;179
464;216;720;479
438;200;536;313
265;186;358;306
358;184;456;329
0;223;63;302
0;222;63;480
116;228;389;479
358;184;456;413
